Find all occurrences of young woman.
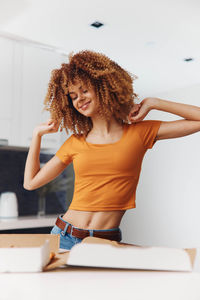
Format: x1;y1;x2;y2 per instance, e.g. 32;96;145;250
24;50;200;250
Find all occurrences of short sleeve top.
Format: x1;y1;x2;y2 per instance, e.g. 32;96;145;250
56;120;162;211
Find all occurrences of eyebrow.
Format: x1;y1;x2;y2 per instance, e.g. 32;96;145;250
69;85;83;95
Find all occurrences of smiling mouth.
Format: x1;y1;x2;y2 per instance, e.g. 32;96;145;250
79;101;91;110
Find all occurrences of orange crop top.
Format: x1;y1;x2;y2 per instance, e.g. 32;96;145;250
56;120;162;211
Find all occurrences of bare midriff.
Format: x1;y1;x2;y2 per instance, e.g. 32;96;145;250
62;209;126;230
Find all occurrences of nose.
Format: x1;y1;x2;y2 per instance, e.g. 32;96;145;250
77;93;85;102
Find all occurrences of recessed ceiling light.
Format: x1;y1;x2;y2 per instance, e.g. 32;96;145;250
183;58;194;62
90;21;104;28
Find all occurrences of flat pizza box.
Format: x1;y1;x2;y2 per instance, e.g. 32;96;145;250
0;234;197;272
45;236;197;272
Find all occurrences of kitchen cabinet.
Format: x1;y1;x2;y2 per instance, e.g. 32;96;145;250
0;35;69;148
0;215;57;233
0;119;11;141
0;37;14;143
0;37;13;119
19;45;66;148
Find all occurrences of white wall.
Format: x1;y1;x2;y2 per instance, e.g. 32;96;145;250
121;83;200;250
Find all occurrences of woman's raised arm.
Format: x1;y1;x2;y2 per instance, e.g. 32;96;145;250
128;98;200;141
23;119;66;190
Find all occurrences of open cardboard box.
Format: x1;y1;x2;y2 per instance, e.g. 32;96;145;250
0;234;197;272
0;234;60;272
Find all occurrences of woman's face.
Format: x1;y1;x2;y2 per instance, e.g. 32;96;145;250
68;81;99;118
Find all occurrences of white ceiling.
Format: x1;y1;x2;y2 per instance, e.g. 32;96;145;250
0;0;200;97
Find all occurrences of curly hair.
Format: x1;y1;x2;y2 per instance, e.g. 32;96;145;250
44;50;138;136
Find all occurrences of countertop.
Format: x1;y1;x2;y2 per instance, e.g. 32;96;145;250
0;214;58;230
0;267;200;300
1;214;200;300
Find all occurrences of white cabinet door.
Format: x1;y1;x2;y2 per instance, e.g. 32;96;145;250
0;119;11;143
0;37;14;143
19;45;66;149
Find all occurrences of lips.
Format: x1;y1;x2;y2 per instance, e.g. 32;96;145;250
79;101;91;110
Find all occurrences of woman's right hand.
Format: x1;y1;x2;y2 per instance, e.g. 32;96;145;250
33;119;60;137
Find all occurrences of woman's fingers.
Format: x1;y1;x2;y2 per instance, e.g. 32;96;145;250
47;119;56;125
46;119;60;128
33;119;61;137
128;104;141;119
129;100;151;123
42;119;60;133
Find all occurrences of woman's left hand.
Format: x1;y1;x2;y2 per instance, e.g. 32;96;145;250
128;98;153;123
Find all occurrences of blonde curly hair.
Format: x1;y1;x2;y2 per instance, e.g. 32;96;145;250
44;50;138;136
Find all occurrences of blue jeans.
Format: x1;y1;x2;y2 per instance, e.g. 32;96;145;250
50;215;122;250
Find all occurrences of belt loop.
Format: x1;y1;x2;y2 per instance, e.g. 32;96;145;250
61;222;69;236
119;228;122;242
89;230;94;237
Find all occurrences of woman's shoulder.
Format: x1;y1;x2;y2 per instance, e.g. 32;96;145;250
57;133;85;153
63;133;84;144
126;120;161;128
125;120;162;135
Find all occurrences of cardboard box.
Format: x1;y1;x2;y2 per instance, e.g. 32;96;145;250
0;234;197;272
0;234;59;272
45;237;196;272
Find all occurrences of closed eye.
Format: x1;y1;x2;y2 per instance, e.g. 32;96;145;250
70;89;88;100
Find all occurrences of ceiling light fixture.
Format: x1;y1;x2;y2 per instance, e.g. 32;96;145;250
90;21;104;28
183;58;194;62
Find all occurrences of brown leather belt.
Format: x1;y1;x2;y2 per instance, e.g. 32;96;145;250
55;217;121;242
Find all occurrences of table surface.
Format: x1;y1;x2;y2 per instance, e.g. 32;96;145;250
1;267;200;300
1;215;200;300
0;214;57;230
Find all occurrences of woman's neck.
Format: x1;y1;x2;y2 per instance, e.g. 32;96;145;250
90;116;122;136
